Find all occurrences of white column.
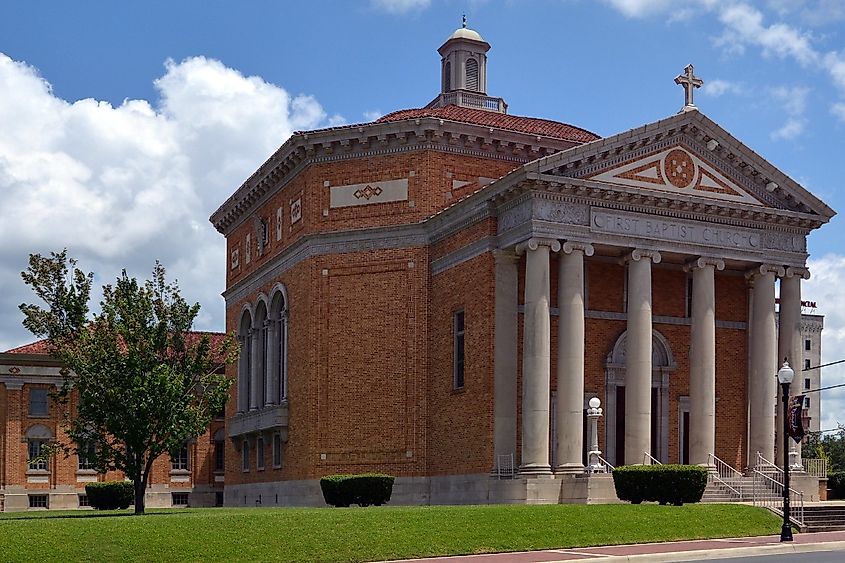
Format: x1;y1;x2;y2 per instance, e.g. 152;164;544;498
747;264;783;467
778;267;809;469
493;250;519;471
555;241;594;474
518;237;560;475
686;257;724;466
625;249;660;465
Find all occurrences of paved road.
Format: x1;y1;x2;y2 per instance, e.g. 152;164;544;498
682;549;845;562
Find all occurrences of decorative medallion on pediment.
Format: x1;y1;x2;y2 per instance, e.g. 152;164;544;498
585;145;763;207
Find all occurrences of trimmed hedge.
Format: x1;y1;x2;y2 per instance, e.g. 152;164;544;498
85;481;134;510
828;472;845;499
320;473;395;507
612;464;707;506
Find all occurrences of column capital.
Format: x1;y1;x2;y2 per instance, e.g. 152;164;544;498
515;237;561;255
745;263;785;281
684;256;725;272
562;241;595;256
492;249;520;264
622;248;661;265
784;266;810;280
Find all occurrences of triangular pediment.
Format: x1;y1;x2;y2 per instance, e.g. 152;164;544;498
585;144;763;206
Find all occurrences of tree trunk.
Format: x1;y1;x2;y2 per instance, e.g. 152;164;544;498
134;470;145;515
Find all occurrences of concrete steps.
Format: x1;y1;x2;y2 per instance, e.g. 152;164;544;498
802;506;845;532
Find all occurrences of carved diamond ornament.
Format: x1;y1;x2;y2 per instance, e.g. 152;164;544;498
587;146;762;206
353;185;384;200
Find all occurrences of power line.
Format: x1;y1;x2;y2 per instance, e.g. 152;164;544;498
802;358;845;372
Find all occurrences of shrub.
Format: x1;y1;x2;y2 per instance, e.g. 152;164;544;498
612;464;707;506
828;472;845;499
320;473;395;507
85;481;134;510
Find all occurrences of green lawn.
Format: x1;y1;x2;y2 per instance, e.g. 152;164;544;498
0;504;780;562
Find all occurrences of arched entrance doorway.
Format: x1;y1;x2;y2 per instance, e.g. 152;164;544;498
604;330;676;466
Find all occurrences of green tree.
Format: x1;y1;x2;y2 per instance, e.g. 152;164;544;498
802;426;845;473
19;250;236;514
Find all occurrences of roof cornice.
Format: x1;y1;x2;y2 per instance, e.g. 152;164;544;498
209;117;580;235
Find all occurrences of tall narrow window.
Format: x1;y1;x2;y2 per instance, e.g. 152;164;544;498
242;440;250;472
273;433;283;468
453;310;465;389
270;288;288;404
78;441;96;471
29;388;48;417
804;378;811;390
257;437;265;471
171;443;189;471
466;58;479;91
804;359;811;370
685;275;694;318
804;397;811;409
444;61;451;91
254;301;268;408
214;429;225;473
238;311;253;413
805;339;811;351
28;439;48;471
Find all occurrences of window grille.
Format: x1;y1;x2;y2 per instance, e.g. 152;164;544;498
453;310;465;389
172;492;189;507
29;388;48;417
171;443;189;471
28;494;48;509
28;439;48;471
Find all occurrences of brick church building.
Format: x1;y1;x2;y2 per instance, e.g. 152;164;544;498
209;22;835;505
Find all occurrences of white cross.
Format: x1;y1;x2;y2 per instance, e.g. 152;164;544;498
674;64;703;110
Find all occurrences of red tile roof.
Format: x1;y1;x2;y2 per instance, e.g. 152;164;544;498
375;106;600;144
4;332;230;362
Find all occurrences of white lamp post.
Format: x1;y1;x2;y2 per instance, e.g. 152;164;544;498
587;397;604;473
777;360;795;542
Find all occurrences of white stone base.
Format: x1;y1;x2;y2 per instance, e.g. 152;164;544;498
224;473;621;507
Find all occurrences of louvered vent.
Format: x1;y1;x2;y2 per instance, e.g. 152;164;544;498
466;58;478;91
444;61;451;91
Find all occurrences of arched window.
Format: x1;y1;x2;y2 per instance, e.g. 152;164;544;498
444;61;452;92
26;424;53;471
270;287;288;404
466;58;478;91
237;310;253;413
213;429;225;473
254;301;269;408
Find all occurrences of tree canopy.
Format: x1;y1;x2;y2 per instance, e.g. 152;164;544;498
19;250;236;514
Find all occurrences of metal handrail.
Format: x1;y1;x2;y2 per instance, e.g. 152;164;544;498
752;451;805;527
595;454;615;472
643;452;662;465
707;453;745;500
803;458;828;477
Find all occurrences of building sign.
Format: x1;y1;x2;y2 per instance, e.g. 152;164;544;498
590;209;802;253
330;179;408;209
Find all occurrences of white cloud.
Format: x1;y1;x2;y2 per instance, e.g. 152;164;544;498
702;79;745;97
602;0;717;19
371;0;431;14
0;53;335;351
771;117;807;140
768;85;810;140
717;4;819;66
805;254;845;431
363;110;383;121
832;102;845;122
771;85;811;115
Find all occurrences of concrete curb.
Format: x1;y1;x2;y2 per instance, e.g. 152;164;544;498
556;540;845;562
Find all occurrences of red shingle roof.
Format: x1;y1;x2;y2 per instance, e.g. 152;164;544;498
4;331;230;362
375;106;600;144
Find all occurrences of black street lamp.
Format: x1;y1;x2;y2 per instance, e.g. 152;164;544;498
777;360;795;542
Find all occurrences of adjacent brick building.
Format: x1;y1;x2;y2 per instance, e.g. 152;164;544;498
0;335;226;511
208;24;829;505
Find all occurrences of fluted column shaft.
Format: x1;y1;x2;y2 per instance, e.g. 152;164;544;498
555;242;594;473
688;257;724;466
625;249;660;465
493;250;520;469
519;238;559;475
748;265;782;467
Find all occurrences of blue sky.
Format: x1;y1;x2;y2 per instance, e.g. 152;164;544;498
1;0;844;430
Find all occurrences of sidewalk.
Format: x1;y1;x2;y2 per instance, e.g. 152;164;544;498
387;530;845;562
